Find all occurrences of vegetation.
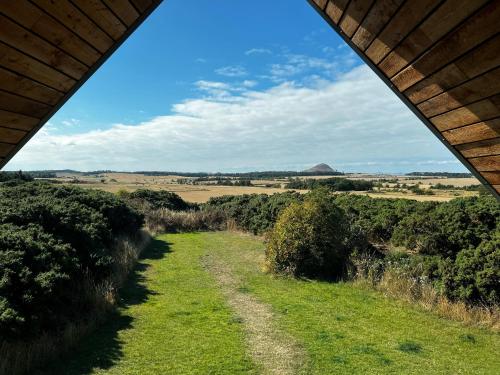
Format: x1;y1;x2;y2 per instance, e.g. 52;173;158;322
286;177;373;191
121;188;195;211
41;233;499;374
406;172;473;178
265;191;351;279
0;181;146;374
0;171;33;183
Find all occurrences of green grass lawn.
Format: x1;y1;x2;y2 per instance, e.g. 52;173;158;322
42;232;499;374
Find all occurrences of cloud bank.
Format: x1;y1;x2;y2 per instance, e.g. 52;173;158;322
8;65;460;173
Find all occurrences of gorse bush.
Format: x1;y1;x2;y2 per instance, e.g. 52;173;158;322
286;177;373;191
266;190;351;279
0;182;144;340
123;189;196;211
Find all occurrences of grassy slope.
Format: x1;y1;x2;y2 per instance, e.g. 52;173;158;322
42;232;499;374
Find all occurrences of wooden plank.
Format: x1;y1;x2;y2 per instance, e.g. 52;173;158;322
351;0;403;51
392;2;500;92
130;0;153;13
0;14;87;79
0;67;63;105
431;95;500;131
339;0;375;38
404;34;500;104
103;0;139;27
482;171;500;185
312;0;328;10
493;185;500;193
0;142;15;157
0;127;28;144
32;0;113;53
0;110;39;131
365;0;440;64
468;155;500;171
325;0;350;24
443;118;500;145
0;90;51;118
72;0;127;41
0;42;76;92
418;67;500;117
455;138;500;158
0;1;100;66
379;0;487;78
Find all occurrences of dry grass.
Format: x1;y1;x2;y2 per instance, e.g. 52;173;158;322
144;208;228;235
353;261;500;332
0;231;151;375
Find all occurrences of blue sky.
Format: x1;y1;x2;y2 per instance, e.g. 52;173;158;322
8;0;466;173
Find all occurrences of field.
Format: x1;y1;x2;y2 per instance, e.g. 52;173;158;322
40;232;499;375
47;172;480;203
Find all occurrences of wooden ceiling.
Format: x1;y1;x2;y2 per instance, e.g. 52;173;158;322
0;0;161;168
309;0;500;197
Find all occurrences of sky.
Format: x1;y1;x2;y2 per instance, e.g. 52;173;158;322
7;0;467;174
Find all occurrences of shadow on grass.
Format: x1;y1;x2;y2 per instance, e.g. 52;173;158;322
37;238;172;375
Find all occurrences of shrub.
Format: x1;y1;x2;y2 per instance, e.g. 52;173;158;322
128;189;195;211
145;208;227;234
265;189;350;279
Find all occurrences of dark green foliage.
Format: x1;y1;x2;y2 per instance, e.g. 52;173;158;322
204;191;302;234
0;182;143;339
286;177;373;191
0;171;33;183
266;190;351;279
398;341;422;354
128;189;195;211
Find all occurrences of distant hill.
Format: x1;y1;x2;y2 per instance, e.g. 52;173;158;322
303;163;335;173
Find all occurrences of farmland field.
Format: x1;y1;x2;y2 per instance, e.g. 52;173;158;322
41;232;500;375
47;172;480;203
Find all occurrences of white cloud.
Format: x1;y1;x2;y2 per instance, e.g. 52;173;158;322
215;65;247;77
245;48;272;55
8;65;460;173
242;80;258;88
195;58;207;63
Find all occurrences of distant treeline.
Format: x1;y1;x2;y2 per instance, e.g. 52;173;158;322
135;170;344;178
406;172;473;178
0;171;33;182
286;177;373;191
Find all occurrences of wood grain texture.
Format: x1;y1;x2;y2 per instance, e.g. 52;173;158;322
418;67;500;117
0;67;63;105
73;0;127;41
0;127;27;144
379;0;487;78
103;0;140;27
0;42;76;92
468;155;500;171
404;34;500;104
392;1;500;92
443;119;500;145
455;138;500;158
130;0;154;13
482;171;500;185
325;0;350;24
32;0;114;53
365;0;440;64
0;90;51;118
0;14;87;79
0;110;39;131
0;1;101;66
431;95;500;131
339;0;375;38
351;0;403;51
312;0;329;10
0;143;14;157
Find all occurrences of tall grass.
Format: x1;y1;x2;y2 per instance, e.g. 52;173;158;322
0;231;151;375
145;208;227;235
352;254;500;332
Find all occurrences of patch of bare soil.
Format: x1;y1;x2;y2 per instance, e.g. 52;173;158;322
202;255;305;375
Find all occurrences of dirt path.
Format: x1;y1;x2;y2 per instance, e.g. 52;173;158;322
202;254;306;375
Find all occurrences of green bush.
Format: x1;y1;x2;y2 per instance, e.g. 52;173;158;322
265;190;350;279
128;189;194;211
441;233;500;305
0;182;144;339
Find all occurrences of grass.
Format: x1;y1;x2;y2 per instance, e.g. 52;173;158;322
41;232;499;374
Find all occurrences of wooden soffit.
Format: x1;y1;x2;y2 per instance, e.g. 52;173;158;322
309;0;500;198
0;0;161;168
